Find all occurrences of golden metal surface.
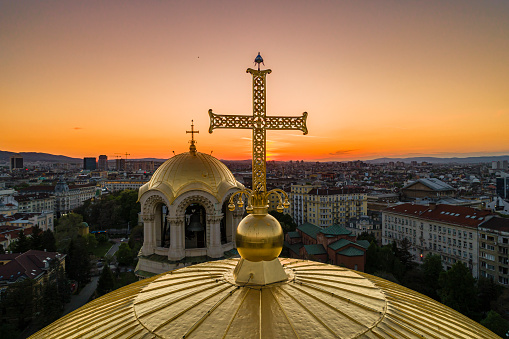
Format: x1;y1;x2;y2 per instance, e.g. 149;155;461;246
31;259;499;339
233;258;288;285
186;120;199;155
235;213;284;262
137;150;244;205
208;59;308;284
208;66;307;200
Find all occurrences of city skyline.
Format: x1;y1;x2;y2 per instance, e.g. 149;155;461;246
2;1;509;161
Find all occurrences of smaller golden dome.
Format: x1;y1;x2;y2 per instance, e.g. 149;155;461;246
138;150;244;204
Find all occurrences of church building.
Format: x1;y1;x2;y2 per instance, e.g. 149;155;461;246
135;125;245;277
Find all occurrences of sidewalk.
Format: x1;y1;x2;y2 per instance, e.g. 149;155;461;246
63;276;99;316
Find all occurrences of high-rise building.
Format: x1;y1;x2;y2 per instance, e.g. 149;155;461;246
9;154;23;171
83;157;97;170
116;158;126;171
496;173;509;199
98;155;108;170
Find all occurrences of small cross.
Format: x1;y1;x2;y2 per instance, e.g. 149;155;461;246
186;120;199;154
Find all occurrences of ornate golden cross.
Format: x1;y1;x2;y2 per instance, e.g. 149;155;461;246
208;57;308;208
186;120;199;154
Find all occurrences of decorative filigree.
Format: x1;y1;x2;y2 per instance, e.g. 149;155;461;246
208;111;308;133
175;195;215;217
208;67;308;204
206;215;224;224
142;195;165;216
227;188;290;213
141;214;155;222
167;216;184;226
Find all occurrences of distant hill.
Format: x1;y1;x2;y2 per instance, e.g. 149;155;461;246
366;155;509;164
0;151;81;163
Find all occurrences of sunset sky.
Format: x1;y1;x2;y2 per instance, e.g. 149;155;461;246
2;1;509;162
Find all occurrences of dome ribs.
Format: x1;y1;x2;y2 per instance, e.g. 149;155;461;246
33;259;499;339
220;288;251;339
135;280;231;319
135;279;222;306
366;274;495;338
268;288;299;339
275;285;340;338
182;285;241;338
290;279;384;312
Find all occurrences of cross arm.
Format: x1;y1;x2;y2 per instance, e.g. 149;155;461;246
208;109;254;133
265;112;308;134
208;109;308;135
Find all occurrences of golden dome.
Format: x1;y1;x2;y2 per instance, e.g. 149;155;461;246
32;259;497;339
138;150;244;204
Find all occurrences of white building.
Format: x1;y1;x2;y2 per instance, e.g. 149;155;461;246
382;203;492;278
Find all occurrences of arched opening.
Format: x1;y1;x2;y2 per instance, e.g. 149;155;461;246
185;203;206;249
221;201;233;244
154;203;171;248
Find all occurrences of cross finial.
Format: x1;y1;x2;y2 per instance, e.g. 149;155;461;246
186;120;199;155
254;52;264;71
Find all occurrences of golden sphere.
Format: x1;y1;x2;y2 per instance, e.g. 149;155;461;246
236;213;283;262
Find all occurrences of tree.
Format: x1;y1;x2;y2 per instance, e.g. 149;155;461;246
38;281;62;326
41;229;57;252
395;238;415;271
269;211;297;234
30;225;43;250
421;253;444;300
116;243;134;266
65;237;91;286
55;213;84;251
480;310;509;337
84;233;98;252
439;261;479;320
477;277;502;314
0;279;36;331
0;323;19;339
11;229;30;253
96;264;115;296
357;232;377;245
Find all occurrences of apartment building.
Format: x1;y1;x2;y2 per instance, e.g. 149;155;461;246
14;193;55;213
477;216;509;286
290;184;367;228
382;203;492;278
103;180;148;192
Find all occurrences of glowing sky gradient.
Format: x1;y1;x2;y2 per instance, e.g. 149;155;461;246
2;1;509;161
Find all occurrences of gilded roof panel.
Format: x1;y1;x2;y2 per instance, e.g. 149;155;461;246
31;259;499;339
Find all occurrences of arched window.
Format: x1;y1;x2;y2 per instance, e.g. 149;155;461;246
185;203;206;249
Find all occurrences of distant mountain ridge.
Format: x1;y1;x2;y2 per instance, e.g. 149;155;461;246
2;150;508;164
366;155;509;164
0;151;81;163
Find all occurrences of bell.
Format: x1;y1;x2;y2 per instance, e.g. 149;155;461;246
187;213;204;232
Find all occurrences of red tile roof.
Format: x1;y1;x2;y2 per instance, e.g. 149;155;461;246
384;203;492;229
0;250;64;283
480;216;509;233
